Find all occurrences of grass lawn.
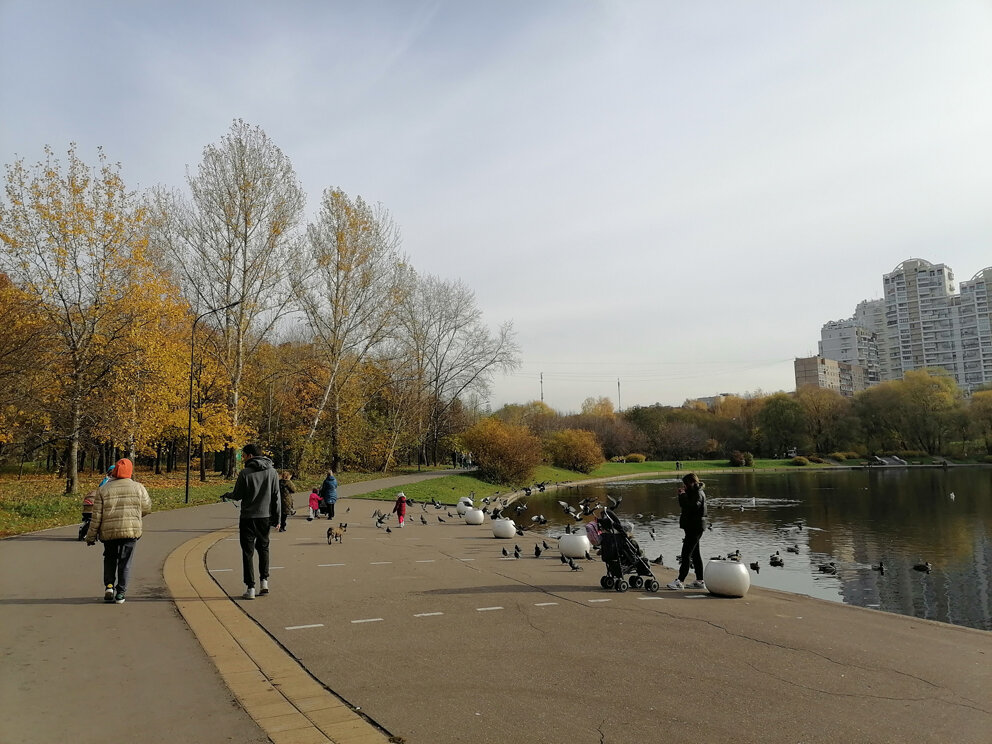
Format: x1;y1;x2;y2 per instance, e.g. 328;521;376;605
0;456;889;537
0;467;421;538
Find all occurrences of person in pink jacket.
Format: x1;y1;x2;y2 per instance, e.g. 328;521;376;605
392;492;407;527
308;489;320;521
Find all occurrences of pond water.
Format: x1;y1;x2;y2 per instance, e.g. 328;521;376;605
520;468;992;631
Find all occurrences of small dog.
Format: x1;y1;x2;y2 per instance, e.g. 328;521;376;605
326;523;347;544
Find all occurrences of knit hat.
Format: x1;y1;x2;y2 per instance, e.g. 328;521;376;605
397;492;406;500
113;458;133;479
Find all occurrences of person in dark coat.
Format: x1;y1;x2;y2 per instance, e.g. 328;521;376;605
668;472;707;590
278;471;296;532
319;469;338;520
224;444;280;599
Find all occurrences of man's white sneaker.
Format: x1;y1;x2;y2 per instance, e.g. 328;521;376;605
666;580;684;590
687;580;706;589
259;579;269;595
243;587;255;600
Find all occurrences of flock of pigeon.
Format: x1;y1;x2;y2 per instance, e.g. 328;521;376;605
362;487;936;580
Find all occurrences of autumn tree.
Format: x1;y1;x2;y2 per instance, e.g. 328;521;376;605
757;393;806;456
544;428;604;473
795;385;852;454
461;418;541;485
399;273;519;466
494;400;558;435
969;390;992;454
581;396;615;418
895;370;962;454
152;120;305;476
0;145;164;492
291;188;409;471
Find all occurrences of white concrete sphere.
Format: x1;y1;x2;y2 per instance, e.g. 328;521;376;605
491;519;516;538
464;508;485;525
558;534;592;559
704;560;751;597
456;497;473;516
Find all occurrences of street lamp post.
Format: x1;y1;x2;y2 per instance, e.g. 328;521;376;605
185;301;240;503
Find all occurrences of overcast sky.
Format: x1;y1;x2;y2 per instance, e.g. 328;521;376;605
2;1;990;413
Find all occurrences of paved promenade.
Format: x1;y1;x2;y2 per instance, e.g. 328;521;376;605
2;473;990;744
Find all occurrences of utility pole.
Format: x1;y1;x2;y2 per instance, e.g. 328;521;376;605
540;372;544;402
617;378;621;413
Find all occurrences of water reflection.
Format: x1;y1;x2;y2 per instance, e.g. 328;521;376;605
520;469;992;631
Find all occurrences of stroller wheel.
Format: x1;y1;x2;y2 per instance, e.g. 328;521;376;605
645;579;660;593
603;575;616;589
600;576;610;589
629;575;644;589
614;579;629;593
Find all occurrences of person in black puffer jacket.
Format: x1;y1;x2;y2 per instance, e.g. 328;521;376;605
668;472;708;590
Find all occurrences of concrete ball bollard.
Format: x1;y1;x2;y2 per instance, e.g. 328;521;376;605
464;508;485;525
456;497;474;516
703;559;751;597
491;519;516;538
558;534;592;559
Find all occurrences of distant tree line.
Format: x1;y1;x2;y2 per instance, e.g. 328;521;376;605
485;373;992;473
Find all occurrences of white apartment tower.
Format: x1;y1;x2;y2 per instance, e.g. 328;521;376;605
815;259;992;393
957;267;992;391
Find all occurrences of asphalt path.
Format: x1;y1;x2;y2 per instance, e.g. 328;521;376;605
3;470;990;744
210;495;992;744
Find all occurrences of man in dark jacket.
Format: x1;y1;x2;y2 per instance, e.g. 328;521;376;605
224;443;280;599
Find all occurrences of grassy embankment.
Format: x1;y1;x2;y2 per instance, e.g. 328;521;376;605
0;466;424;538
0;456;882;537
344;457;846;505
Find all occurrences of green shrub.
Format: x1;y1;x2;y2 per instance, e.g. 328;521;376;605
790;456;810;466
461;418;542;485
983;455;992;464
895;450;928;459
808;455;824;464
609;455;626;463
828;452;847;461
729;451;754;467
625;453;646;463
544;429;604;474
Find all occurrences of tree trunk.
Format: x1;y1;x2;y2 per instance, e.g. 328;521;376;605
155;442;163;474
65;399;82;494
199;436;207;482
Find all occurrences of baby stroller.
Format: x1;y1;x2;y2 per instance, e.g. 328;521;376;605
597;508;660;593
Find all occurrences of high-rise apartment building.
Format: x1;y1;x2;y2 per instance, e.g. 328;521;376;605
795;356;867;397
958;267;992;390
809;259;992;394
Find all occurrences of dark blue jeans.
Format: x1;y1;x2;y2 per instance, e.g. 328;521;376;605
239;517;271;588
103;538;137;593
677;529;704;582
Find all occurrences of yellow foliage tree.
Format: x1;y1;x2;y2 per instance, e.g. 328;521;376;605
0;144;164;492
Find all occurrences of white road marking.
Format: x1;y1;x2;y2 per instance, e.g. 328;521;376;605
476;606;503;612
458;558;475;562
414;612;444;617
208;568;232;572
415;560;435;563
285;624;324;630
370;561;392;565
269;566;284;569
318;563;346;567
639;596;664;601
588;598;612;603
534;602;558;607
352;618;384;624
